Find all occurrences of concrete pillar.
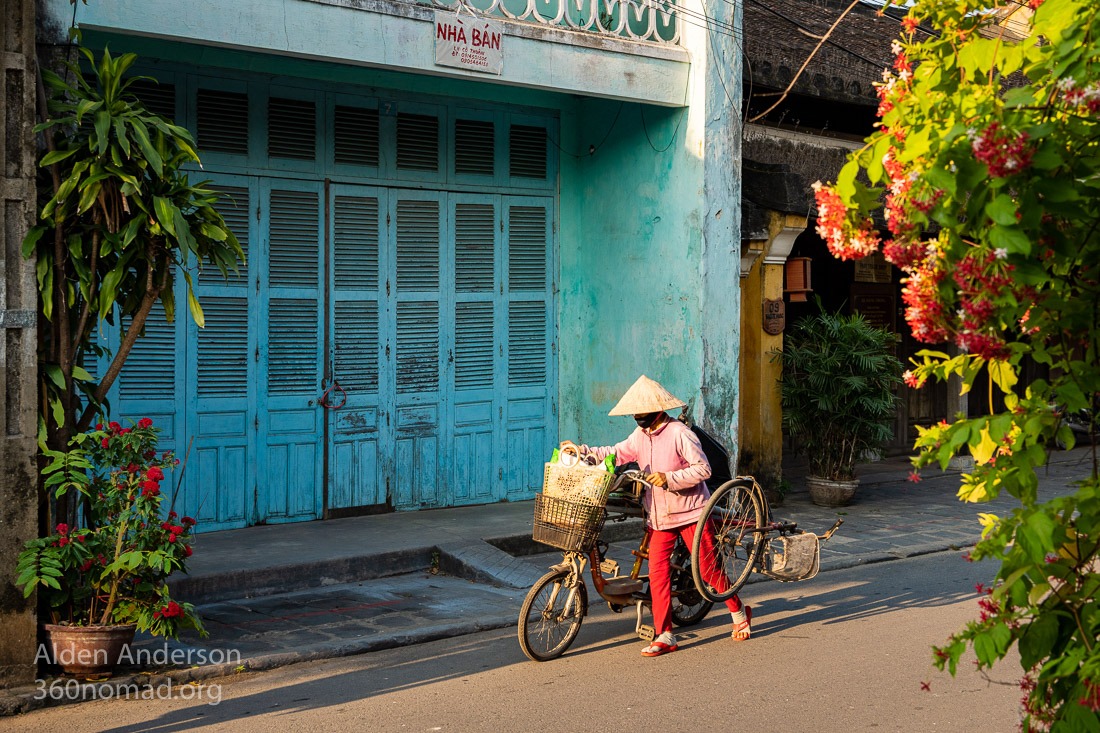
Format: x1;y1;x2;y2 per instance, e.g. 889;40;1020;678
0;0;42;687
738;212;806;491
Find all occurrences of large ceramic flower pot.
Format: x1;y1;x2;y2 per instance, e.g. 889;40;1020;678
44;623;136;677
806;476;859;507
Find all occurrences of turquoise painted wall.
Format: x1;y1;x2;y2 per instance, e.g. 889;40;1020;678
557;98;706;447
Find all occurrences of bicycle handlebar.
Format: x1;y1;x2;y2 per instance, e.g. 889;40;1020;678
615;469;656;490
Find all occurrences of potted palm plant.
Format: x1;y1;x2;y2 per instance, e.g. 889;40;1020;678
778;304;903;506
16;420;205;676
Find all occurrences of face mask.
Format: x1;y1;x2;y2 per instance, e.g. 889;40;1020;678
634;412;662;429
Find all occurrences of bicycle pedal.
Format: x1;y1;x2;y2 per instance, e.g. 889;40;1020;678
600;559;619;575
637;624;655;641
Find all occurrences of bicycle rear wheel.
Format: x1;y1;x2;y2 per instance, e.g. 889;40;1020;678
518;568;588;662
691;480;765;603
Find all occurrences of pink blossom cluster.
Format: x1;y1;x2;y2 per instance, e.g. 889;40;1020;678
950;249;1016;359
1056;77;1100;113
811;181;881;260
901;259;949;343
970;122;1033;178
880;151;943;271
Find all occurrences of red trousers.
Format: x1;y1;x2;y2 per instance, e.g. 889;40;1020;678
649;520;742;636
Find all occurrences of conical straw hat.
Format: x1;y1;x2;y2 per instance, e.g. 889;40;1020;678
608;375;687;416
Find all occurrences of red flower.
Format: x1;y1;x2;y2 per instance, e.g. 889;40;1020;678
137;417;153;429
161;521;173;531
181;516;197;527
171;525;184;534
101;437;110;449
153;601;183;619
970;122;1033;178
56;523;69;536
141;484;160;498
184;545;193;557
907;470;922;483
79;559;94;572
147;466;165;481
167;533;177;543
109;421;122;433
142;479;160;491
168;511;178;519
58;537;70;547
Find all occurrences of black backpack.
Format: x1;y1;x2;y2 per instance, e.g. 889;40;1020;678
687;421;732;486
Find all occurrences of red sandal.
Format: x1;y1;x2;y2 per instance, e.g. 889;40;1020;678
732;606;752;641
641;641;679;657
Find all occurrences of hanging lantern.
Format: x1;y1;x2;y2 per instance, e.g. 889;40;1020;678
784;257;812;302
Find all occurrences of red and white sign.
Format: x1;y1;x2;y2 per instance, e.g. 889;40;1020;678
434;11;503;75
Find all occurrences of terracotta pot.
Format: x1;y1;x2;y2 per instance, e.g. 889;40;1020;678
44;623;136;677
806;476;859;507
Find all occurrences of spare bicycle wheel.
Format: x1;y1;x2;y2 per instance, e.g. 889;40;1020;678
691;479;765;602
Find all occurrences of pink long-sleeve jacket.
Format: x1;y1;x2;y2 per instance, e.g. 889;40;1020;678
584;418;712;531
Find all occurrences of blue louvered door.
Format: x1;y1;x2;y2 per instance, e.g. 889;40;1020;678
261;181;325;522
450;194;502;505
327;185;389;510
502;196;556;497
390;191;446;508
182;175;257;529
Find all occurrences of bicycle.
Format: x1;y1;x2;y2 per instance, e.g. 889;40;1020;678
518;461;843;661
517;468;713;662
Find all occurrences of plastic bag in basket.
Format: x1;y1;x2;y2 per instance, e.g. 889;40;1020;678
542;462;614;505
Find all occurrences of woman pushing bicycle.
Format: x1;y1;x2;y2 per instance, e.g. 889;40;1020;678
560;375;752;657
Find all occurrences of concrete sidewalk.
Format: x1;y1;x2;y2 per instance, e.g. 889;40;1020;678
2;446;1094;715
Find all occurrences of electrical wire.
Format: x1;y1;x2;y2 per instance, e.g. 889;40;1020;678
640;104;687;152
547;100;625;158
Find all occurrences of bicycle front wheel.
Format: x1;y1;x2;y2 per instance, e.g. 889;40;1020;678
518;568;588;662
691;480;765;603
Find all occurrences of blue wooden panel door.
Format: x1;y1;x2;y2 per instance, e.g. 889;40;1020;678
390;190;446;509
449;194;502;505
261;180;324;522
327;184;389;510
503;196;557;498
184;175;257;529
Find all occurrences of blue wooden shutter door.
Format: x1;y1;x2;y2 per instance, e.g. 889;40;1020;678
392;192;444;508
504;197;555;496
328;186;387;510
450;195;500;505
179;177;255;530
262;182;324;522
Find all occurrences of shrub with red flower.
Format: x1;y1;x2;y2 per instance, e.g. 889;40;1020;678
814;0;1100;726
15;419;205;640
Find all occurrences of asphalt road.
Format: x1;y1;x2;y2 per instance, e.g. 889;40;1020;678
4;551;1025;733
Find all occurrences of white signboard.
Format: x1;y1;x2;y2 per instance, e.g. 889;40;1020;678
434;11;503;75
